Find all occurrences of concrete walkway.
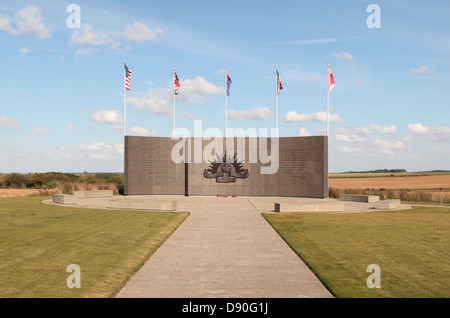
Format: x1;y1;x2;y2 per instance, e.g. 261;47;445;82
43;195;414;298
115;196;336;298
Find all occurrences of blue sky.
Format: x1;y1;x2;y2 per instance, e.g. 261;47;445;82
0;0;449;173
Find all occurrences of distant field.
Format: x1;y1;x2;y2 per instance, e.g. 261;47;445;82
0;189;43;198
329;175;450;190
329;171;450;179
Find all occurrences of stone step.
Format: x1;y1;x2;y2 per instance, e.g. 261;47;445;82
53;194;78;205
339;194;380;203
275;201;345;213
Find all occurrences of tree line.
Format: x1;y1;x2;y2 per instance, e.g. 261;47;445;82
0;172;124;189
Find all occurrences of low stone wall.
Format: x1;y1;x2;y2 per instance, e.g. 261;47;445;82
108;199;177;212
53;194;78;205
74;190;113;198
275;201;344;213
374;199;401;210
339;194;380;203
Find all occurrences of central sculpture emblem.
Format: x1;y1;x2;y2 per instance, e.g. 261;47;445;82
203;153;249;183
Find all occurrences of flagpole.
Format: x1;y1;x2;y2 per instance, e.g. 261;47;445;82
326;62;330;137
124;60;127;137
225;68;228;138
173;66;176;134
276;67;279;135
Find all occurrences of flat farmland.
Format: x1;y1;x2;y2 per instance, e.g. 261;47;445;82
0;189;41;198
329;175;450;190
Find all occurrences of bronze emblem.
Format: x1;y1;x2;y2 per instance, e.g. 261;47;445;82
203;153;249;183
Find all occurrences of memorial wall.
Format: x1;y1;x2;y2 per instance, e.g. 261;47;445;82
124;136;328;198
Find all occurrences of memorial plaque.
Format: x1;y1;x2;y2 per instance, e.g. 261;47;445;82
124;136;328;198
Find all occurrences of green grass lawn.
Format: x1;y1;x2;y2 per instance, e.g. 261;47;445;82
0;196;189;298
263;207;450;298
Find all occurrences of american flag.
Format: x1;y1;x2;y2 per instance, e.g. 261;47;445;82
174;71;181;95
124;63;132;91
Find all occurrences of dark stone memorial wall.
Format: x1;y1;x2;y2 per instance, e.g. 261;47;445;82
124;136;328;198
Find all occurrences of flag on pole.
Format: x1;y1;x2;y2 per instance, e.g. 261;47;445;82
328;64;335;92
174;71;181;95
226;74;232;96
277;69;283;96
124;63;132;91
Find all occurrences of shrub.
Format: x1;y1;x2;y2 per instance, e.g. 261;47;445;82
107;174;124;185
2;173;29;188
46;180;60;189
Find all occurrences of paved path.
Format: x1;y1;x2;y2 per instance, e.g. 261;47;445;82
115;196;333;298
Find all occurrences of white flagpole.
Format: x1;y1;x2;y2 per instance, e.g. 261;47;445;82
276;67;279;134
326;63;330;137
225;68;228;138
173;66;176;134
124;60;127;137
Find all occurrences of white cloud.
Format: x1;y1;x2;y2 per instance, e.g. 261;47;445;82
369;124;396;135
336;146;356;153
408;123;429;135
333;52;353;61
283;111;342;123
0;14;18;35
70;24;111;46
309;74;320;81
128;77;223;116
335;134;367;143
374;138;405;157
0;115;18;128
176;76;225;104
31;127;52;137
124;21;163;43
19;47;36;54
181;76;224;95
374;139;404;149
92;110;122;124
228;107;273;122
298;127;310;136
129;126;157;136
410;65;436;74
75;48;98;59
407;123;450;141
0;6;51;39
66;124;76;131
127;88;173;116
78;142;123;160
354;79;364;85
352;126;372;135
15;6;52;39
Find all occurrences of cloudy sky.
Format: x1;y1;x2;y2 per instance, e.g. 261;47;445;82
0;0;449;173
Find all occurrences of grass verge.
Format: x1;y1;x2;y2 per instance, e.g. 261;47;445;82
0;196;189;298
263;207;450;298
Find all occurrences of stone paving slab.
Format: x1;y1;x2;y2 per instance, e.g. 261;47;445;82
41;195;413;298
116;196;333;298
